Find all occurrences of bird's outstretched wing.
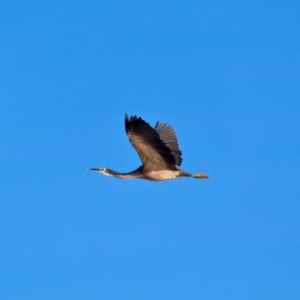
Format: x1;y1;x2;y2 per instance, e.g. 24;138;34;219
154;122;182;166
125;114;182;170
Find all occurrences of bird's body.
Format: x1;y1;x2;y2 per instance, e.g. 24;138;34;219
89;114;208;181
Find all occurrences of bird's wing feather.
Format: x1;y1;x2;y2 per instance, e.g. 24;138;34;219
125;114;178;170
154;122;182;166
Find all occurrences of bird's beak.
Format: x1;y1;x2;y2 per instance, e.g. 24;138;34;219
88;168;99;171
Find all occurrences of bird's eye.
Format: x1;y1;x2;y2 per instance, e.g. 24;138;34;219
100;168;105;171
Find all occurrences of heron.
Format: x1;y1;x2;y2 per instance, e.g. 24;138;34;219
89;114;209;181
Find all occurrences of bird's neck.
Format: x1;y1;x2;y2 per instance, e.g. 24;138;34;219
106;166;143;179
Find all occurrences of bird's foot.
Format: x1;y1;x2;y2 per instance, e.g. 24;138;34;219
195;173;209;179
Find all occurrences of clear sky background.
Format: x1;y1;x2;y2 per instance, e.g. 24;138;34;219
1;1;299;299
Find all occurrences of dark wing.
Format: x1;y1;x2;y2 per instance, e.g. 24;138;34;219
125;114;178;170
154;122;182;166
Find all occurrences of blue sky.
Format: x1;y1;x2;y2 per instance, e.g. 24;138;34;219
1;1;299;299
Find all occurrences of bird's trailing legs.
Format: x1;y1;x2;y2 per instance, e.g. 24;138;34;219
192;173;209;179
179;171;209;179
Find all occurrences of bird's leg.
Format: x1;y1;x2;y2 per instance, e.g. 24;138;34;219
179;171;209;179
192;173;209;179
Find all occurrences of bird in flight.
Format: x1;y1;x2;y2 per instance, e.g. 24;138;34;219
89;114;209;181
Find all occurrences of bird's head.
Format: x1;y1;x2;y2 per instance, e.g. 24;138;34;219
88;167;112;176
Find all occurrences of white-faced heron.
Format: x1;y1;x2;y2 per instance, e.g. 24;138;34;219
89;114;209;181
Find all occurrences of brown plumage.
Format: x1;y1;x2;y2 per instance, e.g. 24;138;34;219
89;114;209;181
